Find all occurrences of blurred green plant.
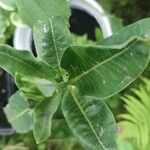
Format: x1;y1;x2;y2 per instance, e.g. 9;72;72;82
0;0;25;44
0;0;16;11
99;0;150;25
72;27;103;45
0;132;45;150
118;78;150;150
0;8;14;43
0;0;24;26
0;8;9;42
3;143;29;150
117;139;134;150
72;34;95;45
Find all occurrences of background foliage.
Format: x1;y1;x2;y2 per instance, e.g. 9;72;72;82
118;78;150;150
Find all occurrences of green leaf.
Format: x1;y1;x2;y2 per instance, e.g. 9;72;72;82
15;73;57;101
61;37;150;100
0;45;57;80
0;9;10;43
10;12;25;27
33;17;72;69
100;18;150;46
4;91;33;133
34;92;61;144
0;0;16;11
17;0;70;27
62;86;117;150
95;28;103;42
72;34;95;45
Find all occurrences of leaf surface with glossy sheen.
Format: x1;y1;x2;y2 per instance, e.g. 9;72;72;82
0;45;56;80
33;17;72;68
62;86;117;150
61;37;150;100
34;93;61;143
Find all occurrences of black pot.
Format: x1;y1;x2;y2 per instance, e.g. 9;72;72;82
0;69;15;135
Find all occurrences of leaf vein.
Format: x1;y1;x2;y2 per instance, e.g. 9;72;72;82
67;39;139;84
10;108;29;122
0;50;48;78
70;89;107;149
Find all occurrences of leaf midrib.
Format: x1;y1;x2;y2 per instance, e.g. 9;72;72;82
69;88;106;149
34;95;60;143
37;111;50;142
49;18;61;68
10;108;29;122
34;100;51;142
0;50;48;79
67;39;139;84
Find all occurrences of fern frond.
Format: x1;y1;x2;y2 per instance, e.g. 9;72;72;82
118;78;150;150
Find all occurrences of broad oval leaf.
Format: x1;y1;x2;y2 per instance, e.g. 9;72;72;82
100;18;150;46
33;17;72;69
61;37;150;100
34;92;61;144
4;91;33;133
0;45;57;80
62;86;117;150
17;0;70;27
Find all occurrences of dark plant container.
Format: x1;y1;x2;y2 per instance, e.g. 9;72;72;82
0;69;14;135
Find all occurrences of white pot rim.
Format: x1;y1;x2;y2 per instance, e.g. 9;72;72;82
14;0;113;51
